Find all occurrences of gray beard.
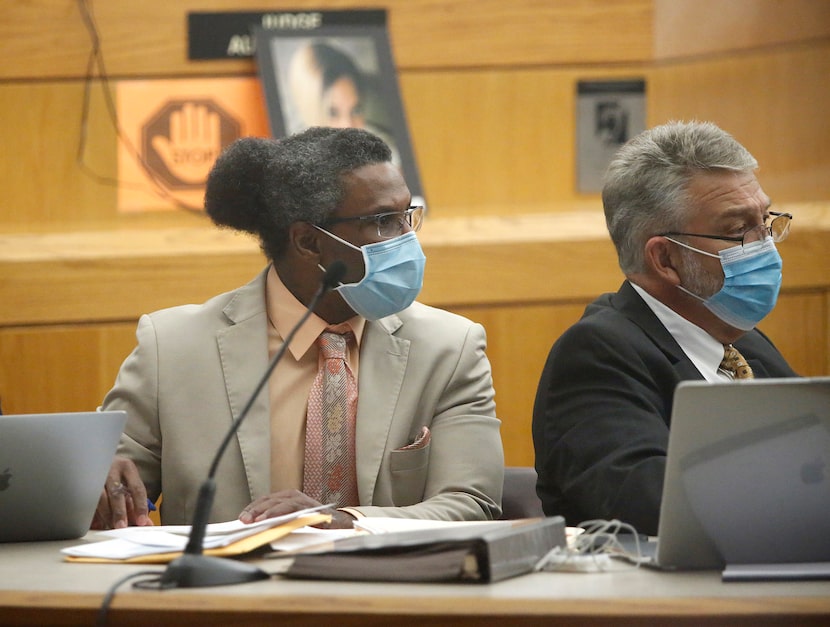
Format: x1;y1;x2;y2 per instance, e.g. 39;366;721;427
676;246;723;300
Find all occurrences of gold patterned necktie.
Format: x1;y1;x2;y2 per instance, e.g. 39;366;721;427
303;327;359;507
719;344;754;380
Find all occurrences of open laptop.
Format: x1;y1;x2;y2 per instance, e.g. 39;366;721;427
0;411;127;542
635;376;830;574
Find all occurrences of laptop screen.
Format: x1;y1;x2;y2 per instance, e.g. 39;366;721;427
656;377;830;570
0;411;127;542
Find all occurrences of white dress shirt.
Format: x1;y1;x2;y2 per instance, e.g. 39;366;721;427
631;283;730;382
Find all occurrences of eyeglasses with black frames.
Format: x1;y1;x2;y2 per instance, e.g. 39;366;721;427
658;211;792;248
323;205;425;240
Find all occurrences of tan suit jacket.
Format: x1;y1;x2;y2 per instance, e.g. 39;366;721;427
103;268;503;524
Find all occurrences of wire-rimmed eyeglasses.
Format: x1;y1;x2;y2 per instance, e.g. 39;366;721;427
658;211;792;248
323;206;425;239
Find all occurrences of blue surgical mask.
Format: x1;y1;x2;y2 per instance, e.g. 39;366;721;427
316;228;426;320
669;237;783;331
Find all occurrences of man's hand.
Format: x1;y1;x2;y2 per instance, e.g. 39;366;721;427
90;456;154;530
239;489;355;529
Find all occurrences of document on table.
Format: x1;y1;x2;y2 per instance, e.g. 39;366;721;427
62;505;332;563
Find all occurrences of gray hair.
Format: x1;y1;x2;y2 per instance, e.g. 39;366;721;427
602;120;758;275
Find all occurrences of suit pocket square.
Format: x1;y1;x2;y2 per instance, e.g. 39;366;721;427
390;427;431;505
394;426;430;452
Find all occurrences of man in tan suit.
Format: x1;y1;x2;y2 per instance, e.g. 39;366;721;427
94;127;503;528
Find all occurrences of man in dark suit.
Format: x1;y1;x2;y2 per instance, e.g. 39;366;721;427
532;121;798;535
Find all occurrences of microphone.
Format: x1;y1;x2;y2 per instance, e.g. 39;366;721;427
159;261;347;588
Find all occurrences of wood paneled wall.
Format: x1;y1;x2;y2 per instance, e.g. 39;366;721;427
2;1;829;228
654;0;830;59
0;0;654;79
1;1;829;465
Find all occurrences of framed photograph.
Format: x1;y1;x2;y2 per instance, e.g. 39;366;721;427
253;13;424;204
576;79;646;194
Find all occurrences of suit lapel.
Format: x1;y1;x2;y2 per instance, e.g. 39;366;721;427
216;269;272;502
354;314;409;505
743;358;770;378
614;281;704;381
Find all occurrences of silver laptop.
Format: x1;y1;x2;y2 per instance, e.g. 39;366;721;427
0;411;127;542
643;377;830;572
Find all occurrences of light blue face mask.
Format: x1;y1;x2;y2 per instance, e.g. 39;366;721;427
669;236;783;331
315;228;426;320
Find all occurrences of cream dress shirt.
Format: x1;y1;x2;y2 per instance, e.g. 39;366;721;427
265;266;364;492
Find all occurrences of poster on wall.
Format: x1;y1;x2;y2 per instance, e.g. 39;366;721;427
116;78;269;212
576;79;646;194
252;10;424;205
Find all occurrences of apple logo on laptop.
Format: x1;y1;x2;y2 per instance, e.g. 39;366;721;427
0;467;11;491
800;458;826;485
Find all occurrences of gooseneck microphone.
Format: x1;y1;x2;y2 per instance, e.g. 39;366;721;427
159;261;347;588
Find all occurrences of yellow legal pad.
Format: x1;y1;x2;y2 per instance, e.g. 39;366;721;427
63;513;330;564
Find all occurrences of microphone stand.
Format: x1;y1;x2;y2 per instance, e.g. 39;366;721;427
159;262;346;588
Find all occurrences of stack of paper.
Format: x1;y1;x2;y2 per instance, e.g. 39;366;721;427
63;507;331;564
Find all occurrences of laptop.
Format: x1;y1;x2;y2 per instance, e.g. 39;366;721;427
634;377;830;574
0;411;127;542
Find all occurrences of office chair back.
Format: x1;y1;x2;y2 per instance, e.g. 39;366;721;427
501;466;545;519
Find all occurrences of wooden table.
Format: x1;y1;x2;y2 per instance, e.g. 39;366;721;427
1;535;828;626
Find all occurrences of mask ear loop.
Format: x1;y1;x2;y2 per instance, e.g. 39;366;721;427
663;236;722;303
663;236;721;259
676;284;708;303
314;225;366;287
317;263;345;287
313;225;362;252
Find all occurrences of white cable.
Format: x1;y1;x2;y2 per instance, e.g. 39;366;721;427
534;519;644;572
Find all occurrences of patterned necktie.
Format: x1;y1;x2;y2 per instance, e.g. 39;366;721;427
719;344;754;380
303;328;359;507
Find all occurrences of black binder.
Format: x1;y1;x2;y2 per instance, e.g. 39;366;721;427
283;517;566;583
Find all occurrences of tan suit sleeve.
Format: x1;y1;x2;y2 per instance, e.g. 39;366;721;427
349;306;504;521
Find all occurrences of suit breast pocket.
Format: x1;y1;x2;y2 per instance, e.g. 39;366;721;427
389;426;430;506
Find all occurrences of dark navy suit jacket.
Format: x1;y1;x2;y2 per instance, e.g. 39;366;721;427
532;280;798;535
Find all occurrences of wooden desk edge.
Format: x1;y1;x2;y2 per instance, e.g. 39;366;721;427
1;588;829;618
